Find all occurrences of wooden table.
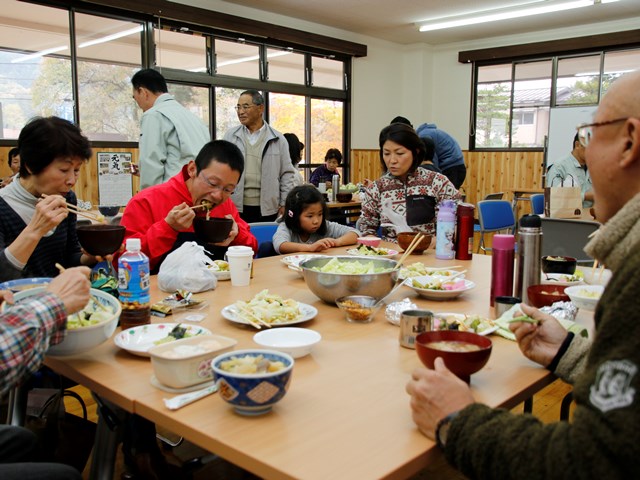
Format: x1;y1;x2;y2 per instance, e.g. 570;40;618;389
47;247;557;480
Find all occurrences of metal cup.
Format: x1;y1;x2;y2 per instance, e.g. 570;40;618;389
494;296;521;319
399;309;433;349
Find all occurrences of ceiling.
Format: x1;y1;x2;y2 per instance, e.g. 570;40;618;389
220;0;640;45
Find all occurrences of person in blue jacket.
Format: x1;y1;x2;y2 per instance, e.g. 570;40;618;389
416;123;466;189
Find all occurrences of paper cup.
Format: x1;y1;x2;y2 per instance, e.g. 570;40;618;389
227;248;254;286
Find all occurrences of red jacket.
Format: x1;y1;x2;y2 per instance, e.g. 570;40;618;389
120;166;257;272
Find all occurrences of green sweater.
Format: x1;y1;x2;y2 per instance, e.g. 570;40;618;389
445;194;640;479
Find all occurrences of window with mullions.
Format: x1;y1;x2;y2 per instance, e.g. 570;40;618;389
215;39;260;79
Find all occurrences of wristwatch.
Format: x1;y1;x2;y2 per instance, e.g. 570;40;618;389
436;411;460;449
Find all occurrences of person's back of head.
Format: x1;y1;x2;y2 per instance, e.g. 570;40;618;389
195;140;244;176
131;69;168;94
390;116;413;128
284;185;328;235
18;116;92;178
378;123;425;173
284;133;303;164
325;148;342;165
421;135;435;161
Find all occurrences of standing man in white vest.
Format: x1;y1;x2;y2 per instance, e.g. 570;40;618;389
224;89;295;223
132;69;210;189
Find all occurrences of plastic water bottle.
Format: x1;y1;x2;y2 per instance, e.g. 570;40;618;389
490;234;515;307
514;215;542;305
117;238;150;330
435;200;456;260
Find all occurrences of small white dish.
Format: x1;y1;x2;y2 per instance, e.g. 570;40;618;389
581;267;612;286
346;247;399;258
208;260;231;281
114;323;212;357
221;302;318;327
253;327;321;358
407;276;476;301
564;285;604;311
540;273;583;286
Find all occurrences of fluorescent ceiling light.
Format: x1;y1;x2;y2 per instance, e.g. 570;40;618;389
418;0;619;32
11;25;143;63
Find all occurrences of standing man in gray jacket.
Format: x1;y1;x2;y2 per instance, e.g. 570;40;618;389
224;89;294;223
132;69;210;189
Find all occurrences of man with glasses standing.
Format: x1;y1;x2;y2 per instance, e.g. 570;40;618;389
131;69;210;189
120;140;257;273
546;132;594;208
224;90;295;223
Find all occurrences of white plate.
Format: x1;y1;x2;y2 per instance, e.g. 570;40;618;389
213;270;231;281
346;247;399;258
408;276;476;300
208;261;230;281
281;254;325;274
114;323;212;357
399;265;464;280
434;312;499;336
221;302;318;327
540;273;583;286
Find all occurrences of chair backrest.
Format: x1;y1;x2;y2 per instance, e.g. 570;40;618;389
248;221;278;246
540;217;599;263
483;192;505;201
530;194;545;215
477;200;516;232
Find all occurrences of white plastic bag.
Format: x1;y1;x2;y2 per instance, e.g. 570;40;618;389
158;242;217;293
381;199;413;233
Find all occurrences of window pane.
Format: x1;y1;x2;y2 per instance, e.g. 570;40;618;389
269;92;306;177
155;28;207;72
312;57;344;89
556;55;601;106
476;64;512;148
267;48;304;84
0;2;71;138
215;87;246;139
215;40;259;79
75;13;142;141
310;99;343;169
603;49;640;96
168;83;210;131
512;60;551;147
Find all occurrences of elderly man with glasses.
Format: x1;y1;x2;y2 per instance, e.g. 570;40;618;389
224;89;295;223
406;71;640;479
119;140;257;273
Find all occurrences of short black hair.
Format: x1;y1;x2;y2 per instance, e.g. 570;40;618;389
18;117;92;178
378;123;425;173
284;133;303;164
195;140;244;177
131;69;168;94
573;132;580;149
390;116;413;128
284;185;328;236
7;147;19;168
239;89;264;106
324;148;342;165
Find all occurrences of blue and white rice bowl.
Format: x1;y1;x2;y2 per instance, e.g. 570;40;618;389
211;349;294;416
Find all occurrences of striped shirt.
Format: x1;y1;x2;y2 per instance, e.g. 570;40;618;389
0;292;67;399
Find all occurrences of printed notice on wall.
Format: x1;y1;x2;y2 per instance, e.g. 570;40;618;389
97;152;133;206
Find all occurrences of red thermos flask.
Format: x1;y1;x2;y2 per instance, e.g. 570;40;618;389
455;203;475;260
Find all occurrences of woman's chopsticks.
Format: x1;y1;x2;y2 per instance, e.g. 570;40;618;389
394;233;426;270
41;194;106;223
55;263;110;311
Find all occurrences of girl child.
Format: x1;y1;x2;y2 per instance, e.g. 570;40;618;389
272;185;359;254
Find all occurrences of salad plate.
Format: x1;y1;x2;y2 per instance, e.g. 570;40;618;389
407;275;476;300
281;254;325;276
114;323;212;357
208;260;230;281
540;272;583;286
434;312;498;336
399;263;464;280
221;302;318;327
0;277;52;292
346;246;399;258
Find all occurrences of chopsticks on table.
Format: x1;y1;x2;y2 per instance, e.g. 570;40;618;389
393;233;426;271
41;194;106;223
54;263;110;311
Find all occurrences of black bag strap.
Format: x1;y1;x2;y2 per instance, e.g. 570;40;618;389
62;390;88;420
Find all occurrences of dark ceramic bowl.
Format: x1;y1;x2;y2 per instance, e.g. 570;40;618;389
193;217;233;244
396;232;432;255
415;330;492;383
98;206;121;218
541;255;577;275
336;192;352;203
76;224;125;256
526;284;570;308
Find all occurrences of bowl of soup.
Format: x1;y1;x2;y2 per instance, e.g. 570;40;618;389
415;330;492;383
541;255;577;275
193;217;233;244
526;284;570;308
76;224;125;257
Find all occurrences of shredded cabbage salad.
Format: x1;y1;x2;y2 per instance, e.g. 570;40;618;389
310;257;392;274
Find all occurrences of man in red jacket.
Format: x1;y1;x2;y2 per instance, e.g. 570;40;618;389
121;140;257;272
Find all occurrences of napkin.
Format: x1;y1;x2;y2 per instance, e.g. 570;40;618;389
494;303;589;341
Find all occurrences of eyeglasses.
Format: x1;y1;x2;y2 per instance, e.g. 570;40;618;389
576;117;630;147
234;104;257;112
198;172;235;195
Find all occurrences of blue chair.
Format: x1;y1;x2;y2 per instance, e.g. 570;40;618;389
530;194;545;215
249;221;279;258
477;200;516;253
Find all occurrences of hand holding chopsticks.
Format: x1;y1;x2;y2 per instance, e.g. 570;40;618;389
41;194;106;223
55;263;110;311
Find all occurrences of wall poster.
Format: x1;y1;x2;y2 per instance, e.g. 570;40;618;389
97;152;133;206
